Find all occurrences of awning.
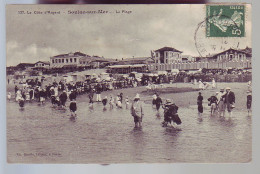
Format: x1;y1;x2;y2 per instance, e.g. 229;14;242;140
107;64;147;69
51;65;63;69
63;64;77;68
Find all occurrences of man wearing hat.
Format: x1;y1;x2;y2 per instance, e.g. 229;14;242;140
218;88;226;117
131;93;144;128
162;99;173;127
246;91;252;116
222;87;235;118
154;93;163;115
208;92;218;115
162;99;181;127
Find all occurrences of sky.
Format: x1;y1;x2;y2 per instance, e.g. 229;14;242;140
6;4;252;66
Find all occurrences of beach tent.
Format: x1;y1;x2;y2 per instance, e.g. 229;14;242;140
100;72;111;81
63;75;73;82
171;69;180;75
157;71;168;75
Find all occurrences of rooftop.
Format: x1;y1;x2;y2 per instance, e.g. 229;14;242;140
155;47;182;53
35;61;50;65
53;52;87;58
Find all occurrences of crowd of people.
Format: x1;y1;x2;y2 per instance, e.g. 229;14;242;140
7;74;252;128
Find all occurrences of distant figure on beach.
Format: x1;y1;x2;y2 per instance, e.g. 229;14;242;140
116;93;122;108
7;92;11;101
217;88;226;117
14;85;18;98
39;88;46;104
131;94;144;128
247;81;252;92
155;93;162;115
222;87;235;118
198;79;204;90
89;89;94;107
96;84;102;102
246;91;252;116
194;78;197;85
59;90;68;109
212;78;216;89
197;92;203;116
16;90;25;108
204;82;210;90
102;96;108;110
119;93;123;104
69;89;77;101
29;88;34;100
69;99;77;118
125;96;129;109
55;96;61;107
109;94;114;109
152;93;157;108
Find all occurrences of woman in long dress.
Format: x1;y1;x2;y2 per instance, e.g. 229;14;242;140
212;78;216;89
198;80;204;90
109;94;114;109
218;88;226;117
116;94;122;108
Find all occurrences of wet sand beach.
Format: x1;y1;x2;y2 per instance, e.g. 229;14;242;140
6;82;251;163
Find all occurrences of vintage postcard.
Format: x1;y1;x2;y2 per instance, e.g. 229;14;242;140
6;4;252;163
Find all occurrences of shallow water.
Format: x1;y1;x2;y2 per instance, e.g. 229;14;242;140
7;93;251;163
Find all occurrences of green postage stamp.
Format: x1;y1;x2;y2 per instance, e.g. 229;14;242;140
206;4;245;37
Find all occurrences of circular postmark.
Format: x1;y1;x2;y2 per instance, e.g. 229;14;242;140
194;15;246;58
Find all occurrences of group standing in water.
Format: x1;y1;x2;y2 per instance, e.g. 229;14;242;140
197;85;252;119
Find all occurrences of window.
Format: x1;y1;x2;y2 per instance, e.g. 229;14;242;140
156;52;159;57
52;60;54;64
229;54;233;60
59;59;61;63
62;59;64;63
165;59;168;64
66;59;68;63
55;59;58;63
74;58;77;62
165;52;168;58
70;58;72;63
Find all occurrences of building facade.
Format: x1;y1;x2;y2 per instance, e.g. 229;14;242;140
154;47;183;64
209;48;252;62
34;61;50;68
50;52;86;68
117;57;154;65
148;47;252;71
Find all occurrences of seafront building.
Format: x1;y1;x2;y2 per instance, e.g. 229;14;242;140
7;46;252;75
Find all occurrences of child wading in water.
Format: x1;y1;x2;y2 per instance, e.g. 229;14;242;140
69;99;77;118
